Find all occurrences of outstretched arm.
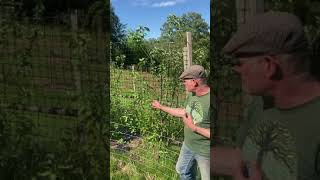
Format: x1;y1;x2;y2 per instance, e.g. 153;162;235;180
152;100;186;118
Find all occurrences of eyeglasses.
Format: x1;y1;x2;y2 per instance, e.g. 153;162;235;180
181;78;195;83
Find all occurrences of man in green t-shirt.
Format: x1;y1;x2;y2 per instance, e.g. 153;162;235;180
152;65;210;180
212;12;320;180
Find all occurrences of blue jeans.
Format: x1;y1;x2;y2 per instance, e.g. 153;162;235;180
176;143;210;180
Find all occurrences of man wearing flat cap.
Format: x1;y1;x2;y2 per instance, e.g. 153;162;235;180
152;64;210;180
212;12;320;180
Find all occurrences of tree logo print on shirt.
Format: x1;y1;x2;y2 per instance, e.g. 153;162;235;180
185;99;203;124
245;117;297;180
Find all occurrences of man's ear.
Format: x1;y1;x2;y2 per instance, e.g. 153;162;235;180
193;79;199;87
264;55;282;80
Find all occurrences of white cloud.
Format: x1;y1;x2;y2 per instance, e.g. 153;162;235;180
152;1;177;7
132;0;187;7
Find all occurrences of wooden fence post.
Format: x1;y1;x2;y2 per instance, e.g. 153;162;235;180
183;32;193;95
183;32;193;70
236;0;264;26
236;0;265;123
71;9;78;31
70;9;82;98
183;47;188;70
186;32;192;68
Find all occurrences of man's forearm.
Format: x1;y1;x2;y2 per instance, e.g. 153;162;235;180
159;105;185;117
193;126;210;139
211;147;242;176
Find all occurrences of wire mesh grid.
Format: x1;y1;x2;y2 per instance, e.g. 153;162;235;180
110;40;189;178
1;16;106;139
0;6;108;178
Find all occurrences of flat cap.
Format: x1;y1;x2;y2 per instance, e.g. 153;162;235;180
179;65;206;79
223;12;309;57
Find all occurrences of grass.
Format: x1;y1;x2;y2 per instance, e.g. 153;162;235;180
111;138;180;180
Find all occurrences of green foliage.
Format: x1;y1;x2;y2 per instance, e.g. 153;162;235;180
111;68;183;144
48;87;108;179
110;3;126;68
114;54;126;68
109;8;210;179
110;4;126;43
33;0;45;21
142;46;167;74
124;26;150;66
160;12;209;42
159;12;210;68
211;0;239;98
0;108;35;179
0;10;107;179
111;26;150;68
127;26;150;44
110;10;210;73
86;0;109;32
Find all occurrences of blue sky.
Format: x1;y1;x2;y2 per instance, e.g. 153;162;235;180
111;0;210;39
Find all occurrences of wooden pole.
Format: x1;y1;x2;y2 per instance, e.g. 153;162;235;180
70;9;82;95
186;32;192;68
236;0;264;26
184;32;193;96
236;0;266;123
71;9;78;31
183;47;188;70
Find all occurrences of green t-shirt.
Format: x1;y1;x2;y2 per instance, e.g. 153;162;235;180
240;96;320;180
236;95;264;147
184;92;210;157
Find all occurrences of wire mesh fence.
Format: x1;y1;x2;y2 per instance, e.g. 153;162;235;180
0;4;107;178
110;38;190;178
214;73;244;145
110;40;186;103
110;122;181;179
0;15;106;141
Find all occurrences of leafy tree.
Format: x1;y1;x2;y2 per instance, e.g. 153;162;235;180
160;12;209;42
110;4;127;67
159;12;210;69
125;26;150;67
110;5;126;43
85;0;109;32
